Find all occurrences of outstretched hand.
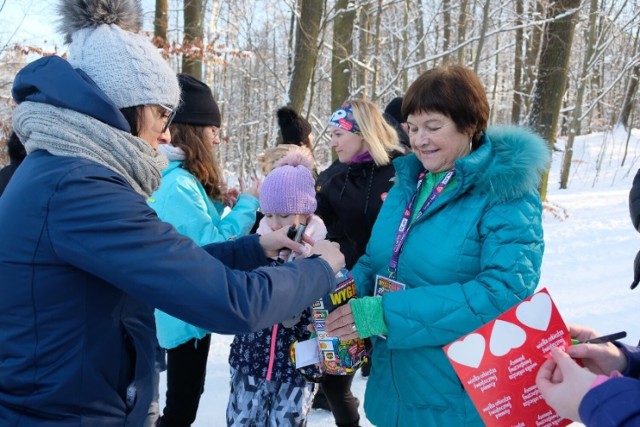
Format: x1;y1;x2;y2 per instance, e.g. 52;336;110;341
242;176;261;199
535;346;595;422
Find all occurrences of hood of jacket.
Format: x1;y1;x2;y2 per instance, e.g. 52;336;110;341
395;125;550;204
12;55;130;132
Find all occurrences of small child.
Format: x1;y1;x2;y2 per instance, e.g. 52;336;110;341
226;148;327;427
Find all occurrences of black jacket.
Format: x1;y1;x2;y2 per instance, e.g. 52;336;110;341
316;158;398;269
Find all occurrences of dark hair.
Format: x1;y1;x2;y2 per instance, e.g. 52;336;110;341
120;106;147;137
402;65;489;149
7;131;26;164
169;122;224;201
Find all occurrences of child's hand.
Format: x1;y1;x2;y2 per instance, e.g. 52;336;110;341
225;188;239;207
536;346;595;422
242;176;260;198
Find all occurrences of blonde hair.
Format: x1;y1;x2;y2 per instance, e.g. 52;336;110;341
257;144;316;176
348;99;405;166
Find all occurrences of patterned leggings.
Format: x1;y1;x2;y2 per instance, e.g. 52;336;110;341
226;367;315;427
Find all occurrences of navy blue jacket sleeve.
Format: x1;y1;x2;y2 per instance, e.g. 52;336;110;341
201;235;267;271
579;343;640;426
48;166;336;334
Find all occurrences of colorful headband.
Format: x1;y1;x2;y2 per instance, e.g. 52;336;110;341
328;102;361;135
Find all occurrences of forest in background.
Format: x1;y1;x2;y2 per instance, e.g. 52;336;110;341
1;0;639;196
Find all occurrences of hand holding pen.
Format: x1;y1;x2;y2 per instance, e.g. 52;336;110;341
536;324;630;422
566;324;628;375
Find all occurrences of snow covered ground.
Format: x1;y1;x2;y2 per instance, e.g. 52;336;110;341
160;127;640;426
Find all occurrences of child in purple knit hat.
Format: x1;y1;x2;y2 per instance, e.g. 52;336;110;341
226;146;327;427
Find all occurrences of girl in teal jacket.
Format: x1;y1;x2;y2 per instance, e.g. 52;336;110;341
326;65;550;426
149;74;259;427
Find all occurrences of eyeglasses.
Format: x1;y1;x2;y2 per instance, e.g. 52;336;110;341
159;104;177;133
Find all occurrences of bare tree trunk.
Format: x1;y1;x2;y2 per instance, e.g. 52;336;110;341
356;1;371;98
416;0;427;74
523;0;544;116
473;0;491;73
401;0;409;90
617;21;640;130
331;0;356;110
456;0;468;65
154;0;168;46
442;0;451;65
287;0;324;113
371;0;383;99
182;0;204;80
560;0;599;189
527;0;581;199
510;0;523;123
618;64;640;130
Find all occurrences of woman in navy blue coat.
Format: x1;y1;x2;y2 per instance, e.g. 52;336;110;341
0;1;343;426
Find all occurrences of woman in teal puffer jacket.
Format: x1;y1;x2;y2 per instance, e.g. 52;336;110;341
149;74;260;427
326;65;550;426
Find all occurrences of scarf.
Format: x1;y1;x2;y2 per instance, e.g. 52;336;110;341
13;101;167;197
348;150;374;165
157;143;186;162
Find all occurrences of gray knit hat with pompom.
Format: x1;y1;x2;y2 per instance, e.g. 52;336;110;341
58;0;180;109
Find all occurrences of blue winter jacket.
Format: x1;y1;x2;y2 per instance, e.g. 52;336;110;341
149;160;260;349
0;55;336;426
351;127;550;426
579;343;640;426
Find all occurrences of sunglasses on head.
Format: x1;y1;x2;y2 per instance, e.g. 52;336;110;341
159;104;177;133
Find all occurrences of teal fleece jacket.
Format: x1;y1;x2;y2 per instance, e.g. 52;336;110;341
351;126;550;426
148;161;259;349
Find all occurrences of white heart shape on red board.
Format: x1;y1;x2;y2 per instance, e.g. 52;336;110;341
447;333;485;368
489;320;526;357
516;292;552;331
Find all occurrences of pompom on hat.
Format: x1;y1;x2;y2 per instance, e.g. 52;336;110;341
259;147;317;215
58;0;180;110
277;107;312;145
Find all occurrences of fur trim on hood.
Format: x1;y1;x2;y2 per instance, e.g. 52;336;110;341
476;126;551;203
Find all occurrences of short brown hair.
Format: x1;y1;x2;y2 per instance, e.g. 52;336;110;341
402;65;489;148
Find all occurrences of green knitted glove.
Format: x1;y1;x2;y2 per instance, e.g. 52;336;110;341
349;296;388;339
